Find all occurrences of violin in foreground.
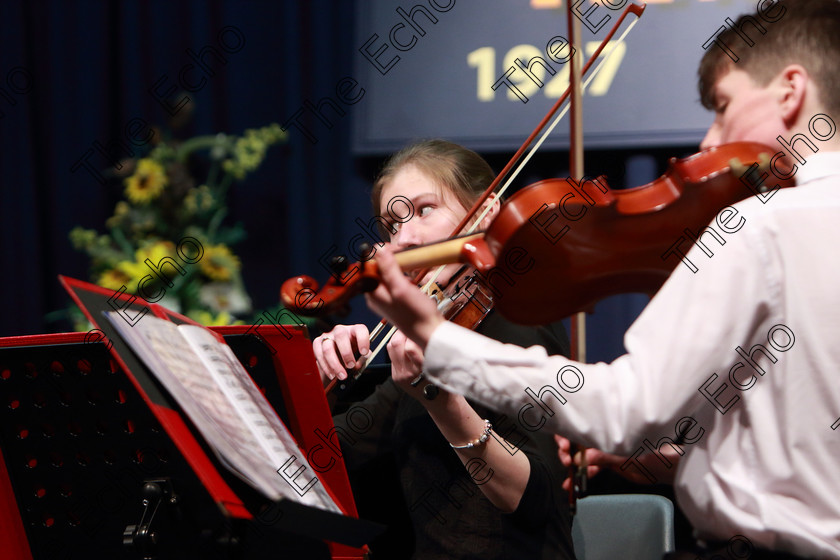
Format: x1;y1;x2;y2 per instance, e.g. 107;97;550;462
281;142;795;325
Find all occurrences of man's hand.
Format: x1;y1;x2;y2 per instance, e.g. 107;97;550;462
365;244;445;350
555;435;680;490
313;324;370;384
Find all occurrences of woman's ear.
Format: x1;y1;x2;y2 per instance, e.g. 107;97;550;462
474;193;501;231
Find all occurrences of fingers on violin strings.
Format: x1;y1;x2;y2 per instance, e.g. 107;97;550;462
318;328;355;379
337;337;359;372
312;335;331;376
365;288;392;319
374;245;409;295
349;323;371;357
336;324;370;370
317;335;347;379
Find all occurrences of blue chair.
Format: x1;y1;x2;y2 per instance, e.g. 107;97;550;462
571;494;675;560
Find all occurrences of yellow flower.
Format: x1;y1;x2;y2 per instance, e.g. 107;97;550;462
124;158;167;204
132;241;183;294
105;201;132;229
98;260;149;291
98;268;133;291
114;201;130;216
136;241;177;267
69;227;97;250
187;310;242;326
199;244;240;282
184;185;214;214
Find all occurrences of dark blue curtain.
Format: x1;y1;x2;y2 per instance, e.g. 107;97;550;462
0;0;693;364
0;0;366;333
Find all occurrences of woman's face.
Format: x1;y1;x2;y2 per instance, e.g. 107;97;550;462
378;164;470;287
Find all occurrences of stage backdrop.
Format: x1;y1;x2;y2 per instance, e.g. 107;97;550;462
352;0;764;152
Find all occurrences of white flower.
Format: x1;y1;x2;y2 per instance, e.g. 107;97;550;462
158;294;182;313
199;282;252;314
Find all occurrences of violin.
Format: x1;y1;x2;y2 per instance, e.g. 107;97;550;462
406;266;496;399
429;266;495;328
281;142;795;324
320;262;496;395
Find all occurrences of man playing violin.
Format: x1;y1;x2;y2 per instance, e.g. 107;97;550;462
364;1;840;558
313;139;577;559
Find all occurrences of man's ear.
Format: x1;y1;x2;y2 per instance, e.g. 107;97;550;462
776;64;808;126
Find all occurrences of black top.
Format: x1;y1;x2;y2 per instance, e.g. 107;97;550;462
333;312;576;560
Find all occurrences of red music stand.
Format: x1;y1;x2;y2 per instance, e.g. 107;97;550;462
0;277;381;559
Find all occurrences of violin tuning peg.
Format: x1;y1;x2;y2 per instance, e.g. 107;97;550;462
729;156;770;193
329;255;349;275
358;242;374;260
728;157;750;180
758;152;771;171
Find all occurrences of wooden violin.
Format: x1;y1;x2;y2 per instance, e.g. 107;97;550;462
281;142;795;324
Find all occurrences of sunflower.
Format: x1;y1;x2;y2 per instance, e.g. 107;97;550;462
124;158;168;204
97;260;149;291
186;309;241;326
199;244;240;282
136;241;177;268
98;268;133;291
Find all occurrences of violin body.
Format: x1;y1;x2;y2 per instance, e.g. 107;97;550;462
281;142;795;325
431;269;495;329
459;142;793;324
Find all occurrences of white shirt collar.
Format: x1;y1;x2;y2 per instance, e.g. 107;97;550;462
795;150;840;185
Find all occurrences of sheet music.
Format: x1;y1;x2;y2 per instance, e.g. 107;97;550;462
179;325;339;512
106;313;340;514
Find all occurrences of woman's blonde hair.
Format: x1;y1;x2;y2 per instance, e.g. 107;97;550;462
371;139;495;226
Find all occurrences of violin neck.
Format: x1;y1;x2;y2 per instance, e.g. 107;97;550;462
394;233;484;271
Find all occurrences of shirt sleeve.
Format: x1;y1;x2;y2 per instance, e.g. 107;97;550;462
423;207;778;454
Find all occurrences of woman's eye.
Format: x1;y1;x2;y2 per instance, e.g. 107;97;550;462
419;205;434;217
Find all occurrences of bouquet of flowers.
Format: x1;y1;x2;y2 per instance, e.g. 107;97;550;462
67;122;286;329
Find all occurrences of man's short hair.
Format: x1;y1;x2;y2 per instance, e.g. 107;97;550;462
698;0;840;116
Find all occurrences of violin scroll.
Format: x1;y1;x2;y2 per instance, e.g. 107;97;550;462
280;262;380;317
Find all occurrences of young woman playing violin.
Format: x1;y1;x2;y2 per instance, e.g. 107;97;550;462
313;140;577;560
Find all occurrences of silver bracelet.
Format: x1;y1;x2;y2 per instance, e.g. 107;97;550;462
449;419;493;449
